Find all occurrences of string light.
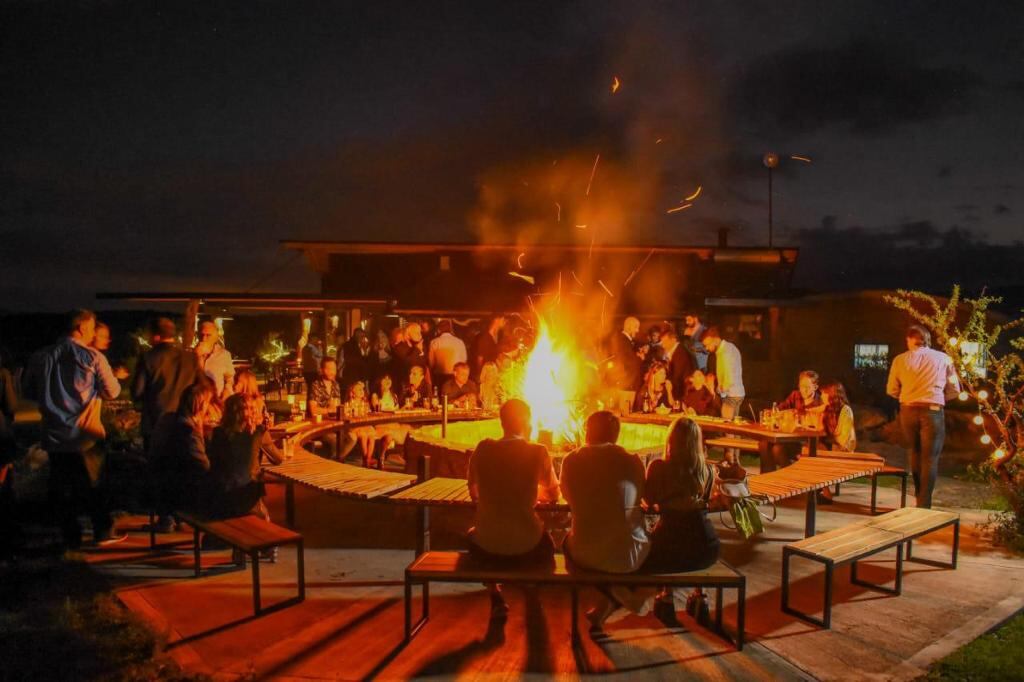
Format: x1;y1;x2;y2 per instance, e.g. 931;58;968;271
992;448;1006;460
978;389;989;401
981;434;992;445
958;391;969;401
973;415;984;425
948;337;959;347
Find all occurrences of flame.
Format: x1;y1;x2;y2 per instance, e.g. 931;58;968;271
505;320;586;444
611;76;621;93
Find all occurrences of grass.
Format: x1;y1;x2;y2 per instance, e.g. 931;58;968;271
0;555;204;681
924;611;1024;681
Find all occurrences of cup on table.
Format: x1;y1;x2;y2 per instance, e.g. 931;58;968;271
284;440;294;460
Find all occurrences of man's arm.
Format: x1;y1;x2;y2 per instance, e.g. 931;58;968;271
93;353;121;400
886;356;902;400
943;355;962;401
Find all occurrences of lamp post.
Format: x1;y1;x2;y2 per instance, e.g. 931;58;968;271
763;152;779;247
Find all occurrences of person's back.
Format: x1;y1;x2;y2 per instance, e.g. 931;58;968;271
469;436;555;556
209;426;262;492
888;346;955;405
562;441;649;573
134;342;200;437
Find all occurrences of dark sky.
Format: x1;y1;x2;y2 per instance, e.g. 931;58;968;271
1;1;1022;311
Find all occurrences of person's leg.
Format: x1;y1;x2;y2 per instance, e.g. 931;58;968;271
47;451;84;548
721;398;743;464
899;407;923;499
83;446;115;541
917;408;945;508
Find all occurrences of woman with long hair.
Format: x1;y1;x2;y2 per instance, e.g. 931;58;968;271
633;360;673;413
821;382;856;452
347;381;379;467
478;361;502;411
643;417;720;574
371;374;400;412
151;381;216;518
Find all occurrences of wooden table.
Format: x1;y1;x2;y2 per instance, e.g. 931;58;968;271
263;450;416;527
624;413;821;470
747;457;883;536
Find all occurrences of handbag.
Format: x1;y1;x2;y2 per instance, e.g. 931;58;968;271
716;474;776;539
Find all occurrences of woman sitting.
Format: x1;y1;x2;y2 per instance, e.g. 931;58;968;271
682;370;719;416
643;417;720;611
821;382;856;452
150;382;215;520
207;393;282;520
371;374;400;412
633;360;673;413
346;381;379;467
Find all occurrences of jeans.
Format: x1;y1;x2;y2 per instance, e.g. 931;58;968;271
721;396;744;464
48;448;112;547
899;405;945;508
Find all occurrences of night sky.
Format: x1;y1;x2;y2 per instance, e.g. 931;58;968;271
2;1;1022;311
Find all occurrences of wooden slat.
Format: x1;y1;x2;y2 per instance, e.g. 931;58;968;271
178;513;301;551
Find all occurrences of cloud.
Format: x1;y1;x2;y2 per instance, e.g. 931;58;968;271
730;40;980;136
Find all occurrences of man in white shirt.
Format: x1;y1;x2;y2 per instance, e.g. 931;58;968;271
702;327;746;464
428;320;467;387
195;320;234;401
886;325;960;508
467;399;559;615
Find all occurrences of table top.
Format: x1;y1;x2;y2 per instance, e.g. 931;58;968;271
623;412;820;443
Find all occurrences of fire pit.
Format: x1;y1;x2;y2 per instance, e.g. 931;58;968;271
403;418;669;479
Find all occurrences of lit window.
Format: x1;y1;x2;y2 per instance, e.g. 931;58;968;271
959;341;988;378
854;344;889;369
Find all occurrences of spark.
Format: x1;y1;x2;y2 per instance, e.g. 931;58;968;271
600;294;607;327
589;232;595;260
585;153;600;196
667;203;693;214
556;202;561;222
597;279;614;297
684;185;703;201
791;155;812;163
623;249;655;288
557;272;562;304
655;138;663;144
576;224;587;229
517;252;526;269
570;271;583;286
509;271;535;285
611;76;621;93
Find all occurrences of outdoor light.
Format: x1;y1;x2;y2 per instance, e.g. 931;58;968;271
993;448;1006;460
973;415;984;425
958;391;969;401
948;337;959;347
978;390;989;401
981;434;993;445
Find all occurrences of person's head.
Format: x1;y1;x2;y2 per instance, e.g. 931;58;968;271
499;398;532;438
907;325;931;350
348;381;367;402
409;365;425;386
488;315;506;333
178;381;215;421
689;369;707;390
821;382;850;408
68;309;97;344
585;410;621;446
354;328;370;349
320;358;338;382
664;417;709;497
684;313;701;329
389;327;404;348
480;361;498;384
150;317;177;344
646;360;668;387
437;319;453;335
309;334;322;348
622;316;640;338
661;327;679;348
198;320;220;348
222;393;259;434
454;361;470;384
648;326;662;344
702;326;722;352
420;319;432;335
798;370;820;402
233;369;261;398
405;323;422;344
379;374;393;392
93;322;111;351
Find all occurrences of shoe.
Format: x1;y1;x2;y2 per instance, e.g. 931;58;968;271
95;533;128;547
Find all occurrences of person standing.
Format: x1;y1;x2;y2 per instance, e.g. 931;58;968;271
24;309;124;548
196;320;234;402
682;313;709;371
702;327;745;464
473;315;506;377
661;328;695;404
132;318;201;449
606;316;643;392
341;329;377;391
429;320;468;388
887;325;960;508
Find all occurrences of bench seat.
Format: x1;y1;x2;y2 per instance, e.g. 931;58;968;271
705;436;760;453
782;507;959;628
178;511;305;615
405;551;746;651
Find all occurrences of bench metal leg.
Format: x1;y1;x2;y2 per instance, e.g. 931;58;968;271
193;525;201;578
834;483;841;496
297;539;306;601
570;587;581;648
782;550;833;628
823;563;833;628
870;474;879;515
781;548;791;614
805;490;817;537
952;520;960;568
900;475;908;509
851;545;903;596
906;522;960;569
736;580;746;650
252;551;261;615
404;575;430;642
149;509;157;549
285;482;295;528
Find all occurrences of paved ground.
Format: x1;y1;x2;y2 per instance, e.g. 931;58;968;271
87;480;1024;681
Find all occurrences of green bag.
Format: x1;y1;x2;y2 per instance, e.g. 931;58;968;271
728;498;765;539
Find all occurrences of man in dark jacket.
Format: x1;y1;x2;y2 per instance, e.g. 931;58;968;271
132;317;200;449
662;327;695;403
605;316;643;391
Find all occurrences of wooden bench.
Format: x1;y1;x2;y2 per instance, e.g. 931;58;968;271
176;511;305;615
781;507;959;628
705;436;760;453
810;451;909;513
404;551;746;651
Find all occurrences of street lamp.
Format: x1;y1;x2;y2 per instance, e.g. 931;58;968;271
763;152;779;247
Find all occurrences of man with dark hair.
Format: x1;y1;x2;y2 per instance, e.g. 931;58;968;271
661;327;695;403
341;328;376;390
702;327;745;464
24;309;124;547
473;315;506;376
683;313;709;371
442;362;479;408
887;325;960;508
467;398;559;615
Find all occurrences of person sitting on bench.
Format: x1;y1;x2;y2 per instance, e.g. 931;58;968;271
150;381;215;521
560;410;651;629
467;398;560;616
207;394;282;519
643;417;720;615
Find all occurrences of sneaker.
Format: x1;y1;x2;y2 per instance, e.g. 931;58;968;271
96;533;129;547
